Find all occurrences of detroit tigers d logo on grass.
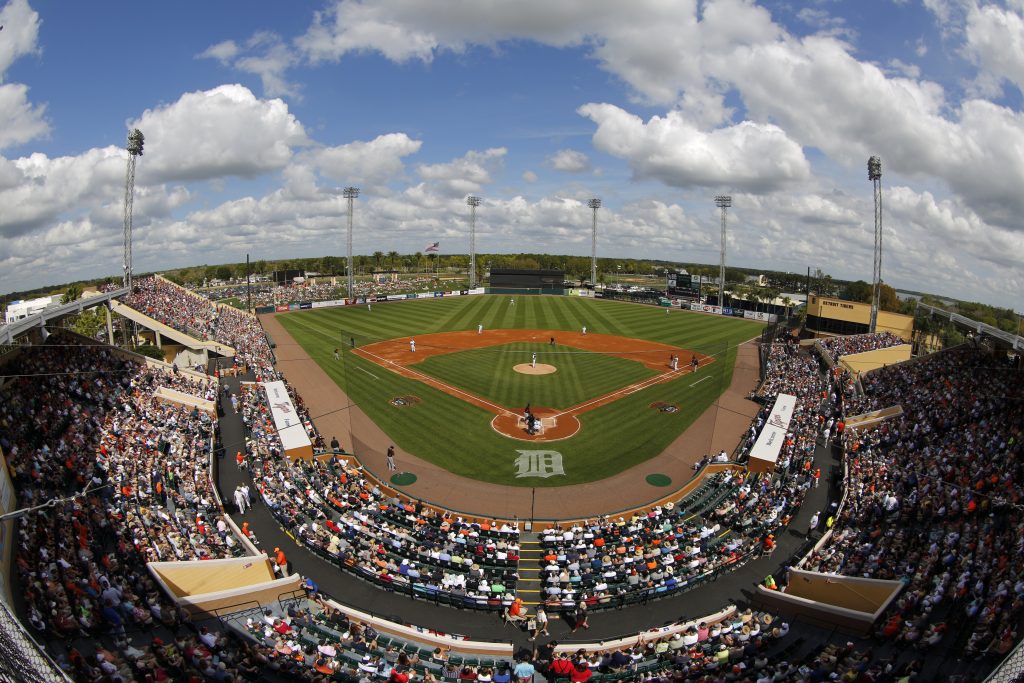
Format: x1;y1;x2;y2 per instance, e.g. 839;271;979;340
514;450;565;478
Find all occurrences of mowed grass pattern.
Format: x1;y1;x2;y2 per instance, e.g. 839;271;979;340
414;342;658;410
276;295;763;487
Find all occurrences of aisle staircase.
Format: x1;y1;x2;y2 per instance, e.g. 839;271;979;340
516;531;545;606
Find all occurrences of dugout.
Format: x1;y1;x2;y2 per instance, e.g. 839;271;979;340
489;268;565;294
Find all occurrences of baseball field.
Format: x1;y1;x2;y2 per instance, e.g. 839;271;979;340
276;295;762;486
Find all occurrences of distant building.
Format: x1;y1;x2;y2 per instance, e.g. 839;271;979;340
805;294;913;341
4;296;57;324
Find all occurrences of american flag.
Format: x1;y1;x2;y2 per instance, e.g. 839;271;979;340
424;242;439;252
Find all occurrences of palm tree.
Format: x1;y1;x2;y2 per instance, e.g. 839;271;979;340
373;251;384;272
782;296;793;319
387;251;399;271
413;252;423;273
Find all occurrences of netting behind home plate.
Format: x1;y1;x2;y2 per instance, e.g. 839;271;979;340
0;596;71;682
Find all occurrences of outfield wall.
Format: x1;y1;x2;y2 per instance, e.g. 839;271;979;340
254;287;486;314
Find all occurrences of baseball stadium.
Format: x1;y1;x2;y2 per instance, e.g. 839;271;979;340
2;263;1023;683
3;2;1024;682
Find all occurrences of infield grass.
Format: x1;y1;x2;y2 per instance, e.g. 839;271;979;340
414;342;658;410
277;295;762;487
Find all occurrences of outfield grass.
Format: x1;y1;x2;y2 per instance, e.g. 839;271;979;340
277;295;762;487
414;342;658;410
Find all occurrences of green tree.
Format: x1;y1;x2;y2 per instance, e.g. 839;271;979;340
215;266;232;282
134;344;165;360
879;283;899;312
69;310;104;340
840;280;873;303
387;251;399;270
60;283;83;304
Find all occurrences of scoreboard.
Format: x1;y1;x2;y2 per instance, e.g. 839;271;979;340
667;272;702;299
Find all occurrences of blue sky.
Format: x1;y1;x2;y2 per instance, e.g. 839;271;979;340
1;0;1022;310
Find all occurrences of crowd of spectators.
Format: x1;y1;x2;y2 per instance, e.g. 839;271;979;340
122;277;278;378
536;488;759;608
230;597;933;683
244;445;522;608
0;333;252;679
817;332;905;362
802;344;1023;659
527;332;842;611
198;274;459;308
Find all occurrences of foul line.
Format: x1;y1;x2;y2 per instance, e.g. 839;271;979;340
355;366;380;380
690;376;711;387
356;348;518;417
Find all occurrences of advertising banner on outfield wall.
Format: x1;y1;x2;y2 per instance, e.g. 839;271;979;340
468;288;486;295
276;305;289;312
690;303;723;314
744;310;778;322
299;302;312;309
748;393;796;473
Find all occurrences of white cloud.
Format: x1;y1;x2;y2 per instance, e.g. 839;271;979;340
0;83;47;149
886;58;921;79
964;3;1024;96
417;147;506;197
310;133;423;188
579;103;810;193
0;0;48;149
294;0;776;109
129;84;308;183
199;33;301;99
546;149;590;173
197;39;240;63
522;170;538;183
0;146;125;238
0;0;40;79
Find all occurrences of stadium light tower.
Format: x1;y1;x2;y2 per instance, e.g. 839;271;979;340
714;195;732;307
588;198;601;287
467;196;481;289
122;129;144;290
343;186;360;299
868;156;883;333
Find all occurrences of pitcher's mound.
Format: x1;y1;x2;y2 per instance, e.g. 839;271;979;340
513;363;557;375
